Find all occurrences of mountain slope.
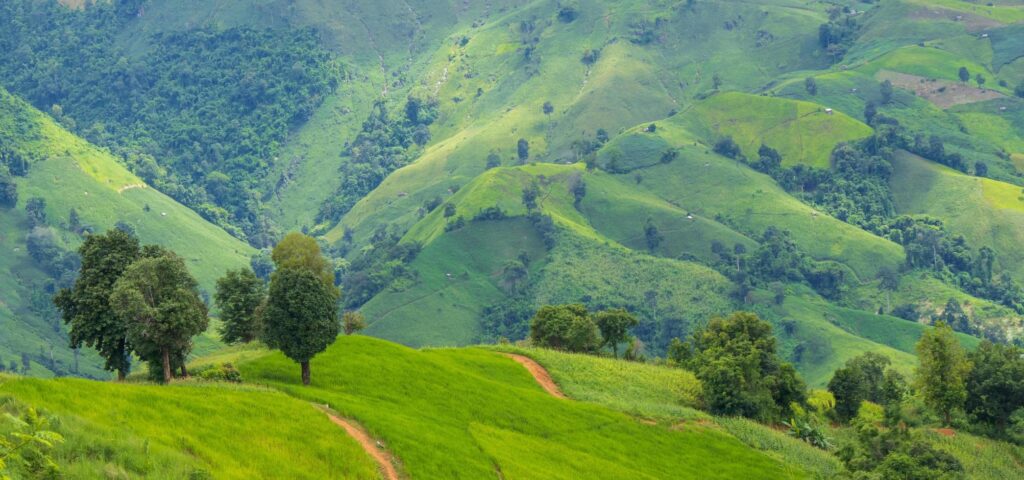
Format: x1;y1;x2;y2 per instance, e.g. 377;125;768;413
0;87;253;378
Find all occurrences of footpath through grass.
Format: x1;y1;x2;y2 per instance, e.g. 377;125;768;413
0;375;378;479
240;335;804;479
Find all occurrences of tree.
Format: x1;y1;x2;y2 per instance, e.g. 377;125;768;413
878;267;899;312
517;138;530;163
25;197;46;228
712;73;722;90
54;229;141;380
1016;83;1024;98
443;203;456;219
863;101;877;124
974;161;988;177
879;79;893;104
958;66;969;83
713;136;742;159
529;304;600;353
263;267;341;385
271;232;335;290
937;298;973;335
975;73;985;87
805;77;817;95
678;312;806;421
214;268;266;344
250;249;274;281
542;101;553;115
522;183;539;210
965;342;1024;431
109;252;208;383
486;152;501;169
828;352;900;422
915;321;972;426
644;217;662;252
343;311;366;335
0;165;17;208
593;308;638;358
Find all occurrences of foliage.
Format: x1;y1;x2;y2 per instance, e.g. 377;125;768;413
0;1;341;244
317;98;436;223
593;308;639;358
215;268;266;344
262;267;340;385
340;228;420;309
837;424;963;480
671;312;806;422
915;322;972;426
110;252;208;383
342;311;366;335
0;402;63;480
271;233;336;290
965;342;1024;434
54;229;141;379
529;304;601;353
828;352;906;423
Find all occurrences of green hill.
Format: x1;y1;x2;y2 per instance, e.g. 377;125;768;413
0;87;254;378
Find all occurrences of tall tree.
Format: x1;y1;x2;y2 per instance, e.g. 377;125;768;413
110;252;208;383
593;308;639;358
529;304;600;353
965;341;1024;431
54;229;141;380
214;268;266;344
263;267;340;385
271;232;336;290
915;321;972;425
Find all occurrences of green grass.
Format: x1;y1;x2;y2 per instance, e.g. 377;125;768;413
0;375;378;479
676;92;873;169
239;335;805;479
890;151;1024;282
0;88;254;378
903;0;1024;24
928;429;1024;479
486;344;843;479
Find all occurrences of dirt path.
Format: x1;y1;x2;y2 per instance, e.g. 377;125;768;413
502;353;566;399
317;405;400;480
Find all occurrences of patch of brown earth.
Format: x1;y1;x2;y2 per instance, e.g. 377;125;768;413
502;353;567;399
878;70;1004;109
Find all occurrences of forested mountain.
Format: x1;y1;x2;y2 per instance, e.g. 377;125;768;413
1;0;1024;477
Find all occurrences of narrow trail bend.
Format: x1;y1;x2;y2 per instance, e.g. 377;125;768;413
317;405;400;480
502;353;566;399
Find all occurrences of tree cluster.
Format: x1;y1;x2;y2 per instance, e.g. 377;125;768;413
529;304;639;358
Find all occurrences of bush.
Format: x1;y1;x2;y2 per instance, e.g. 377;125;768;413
193;363;243;383
529;304;601;353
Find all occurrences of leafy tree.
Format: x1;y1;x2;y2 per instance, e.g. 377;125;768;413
443;203;456;218
863;101;877;124
568;173;586;208
713;136;742;159
965;341;1024;432
937;298;973;335
110;252;208;383
54;229;141;380
675;312;806;421
593;308;639;358
342;311;366;335
0;406;65;479
521;183;539;210
517;138;530;163
486;152;501;169
878;267;900;312
214;268;266;344
828;352;903;422
880;79;894;104
542;101;553;115
974;73;985;87
974;161;988;177
529;304;600;353
271;232;336;289
804;77;817;95
838;423;962;478
915;321;972;426
250;249;274;281
958;66;969;83
0;165;16;208
263;267;341;385
754;144;782;174
1015;83;1024;98
712;73;722;90
644;217;662;252
24;197;45;228
499;260;529;294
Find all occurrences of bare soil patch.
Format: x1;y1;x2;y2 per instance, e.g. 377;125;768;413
318;405;401;480
502;353;567;399
877;70;1004;108
907;7;1002;31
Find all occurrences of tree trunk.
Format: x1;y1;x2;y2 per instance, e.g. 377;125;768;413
161;348;172;384
301;361;311;386
180;364;188;378
612;343;618;359
944;410;951;427
117;369;126;382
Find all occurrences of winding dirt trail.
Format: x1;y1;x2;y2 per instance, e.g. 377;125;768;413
317;405;400;480
502;354;566;399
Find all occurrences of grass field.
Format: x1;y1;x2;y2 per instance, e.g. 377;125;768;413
239;335;804;479
0;375;379;479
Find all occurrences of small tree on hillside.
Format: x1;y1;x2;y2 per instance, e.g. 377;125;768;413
915;321;972;426
805;77;817;95
263;267;340;385
958;66;970;83
343;311;366;335
593;308;639;358
110;252;208;383
542;101;554;115
529;304;600;353
214;268;266;344
54;228;141;380
879;79;893;104
644;217;663;252
966;341;1024;432
517;138;530;163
